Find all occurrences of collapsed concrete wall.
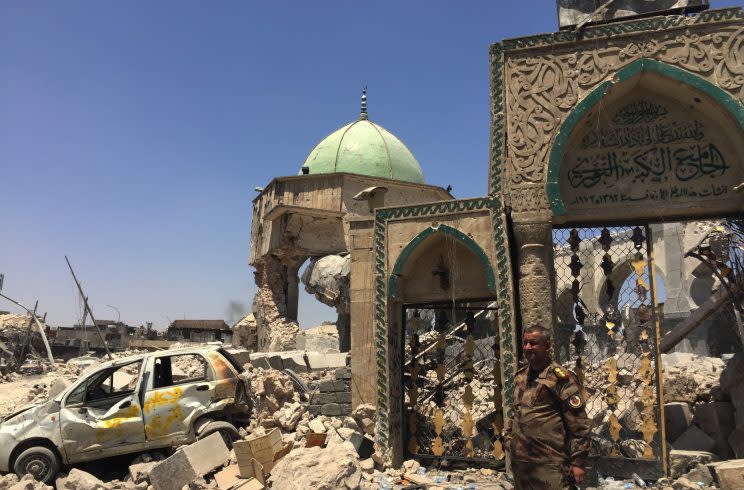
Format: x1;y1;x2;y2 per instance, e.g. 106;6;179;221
252;257;301;352
232;313;258;350
301;254;351;352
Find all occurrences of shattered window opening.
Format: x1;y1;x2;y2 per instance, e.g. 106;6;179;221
153;354;209;389
65;360;143;407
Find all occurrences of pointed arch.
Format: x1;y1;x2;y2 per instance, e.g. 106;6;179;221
388;224;496;299
547;58;744;216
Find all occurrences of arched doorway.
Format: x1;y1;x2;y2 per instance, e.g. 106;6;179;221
388;224;504;468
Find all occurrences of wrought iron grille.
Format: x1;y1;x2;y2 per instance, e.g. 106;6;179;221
552;225;666;479
402;301;503;466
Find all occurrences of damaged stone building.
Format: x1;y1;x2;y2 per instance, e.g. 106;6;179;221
167;320;232;344
248;0;744;479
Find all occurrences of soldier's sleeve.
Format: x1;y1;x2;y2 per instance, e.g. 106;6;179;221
557;373;591;467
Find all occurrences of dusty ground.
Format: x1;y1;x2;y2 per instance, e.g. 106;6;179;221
0;373;67;418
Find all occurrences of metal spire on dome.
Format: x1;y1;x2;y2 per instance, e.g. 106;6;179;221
360;86;368;120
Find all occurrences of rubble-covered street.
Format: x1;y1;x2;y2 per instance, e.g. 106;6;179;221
2;339;744;489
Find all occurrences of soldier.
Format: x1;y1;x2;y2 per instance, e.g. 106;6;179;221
504;325;591;489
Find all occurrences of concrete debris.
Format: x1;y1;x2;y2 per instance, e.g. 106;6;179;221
128;463;157;485
680;463;714;487
673;424;717;452
671;476;704;490
669;450;719;478
273;401;304;432
149;432;229;490
0;474;20;490
0;366;82;418
267;442;362;490
232;314;257;350
6;474;52;490
663;353;724;404
56;469;108;490
666;402;694;443
248;368;300;426
301;255;350;352
710;459;744;489
294;324;339;353
252;258;301;353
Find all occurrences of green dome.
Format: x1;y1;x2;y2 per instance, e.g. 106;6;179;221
300;118;425;184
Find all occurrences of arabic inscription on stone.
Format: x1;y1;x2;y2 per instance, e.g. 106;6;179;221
561;98;736;210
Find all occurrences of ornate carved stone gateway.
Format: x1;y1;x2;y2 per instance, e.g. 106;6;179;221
491;7;744;220
372;198;519;467
487;5;744;480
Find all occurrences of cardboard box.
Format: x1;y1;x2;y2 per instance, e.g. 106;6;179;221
236;455;266;480
234;479;264;490
233;428;292;479
234;428;284;478
214;465;243;490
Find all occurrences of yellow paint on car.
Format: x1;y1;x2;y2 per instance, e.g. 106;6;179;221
145;405;185;438
144;387;183;415
94;404;141;440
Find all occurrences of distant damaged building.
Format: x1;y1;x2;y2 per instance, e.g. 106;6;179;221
167;320;232;344
54;320;135;351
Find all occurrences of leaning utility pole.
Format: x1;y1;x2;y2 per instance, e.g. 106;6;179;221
65;256;112;359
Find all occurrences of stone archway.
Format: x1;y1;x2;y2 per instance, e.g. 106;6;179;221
384;223;500;467
388;224;496;301
546;58;744;222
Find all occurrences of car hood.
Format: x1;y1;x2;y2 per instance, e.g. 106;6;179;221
1;399;60;427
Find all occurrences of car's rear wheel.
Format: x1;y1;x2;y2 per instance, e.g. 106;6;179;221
13;446;60;483
197;420;240;449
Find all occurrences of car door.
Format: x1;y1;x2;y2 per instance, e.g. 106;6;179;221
58;360;146;463
142;353;214;444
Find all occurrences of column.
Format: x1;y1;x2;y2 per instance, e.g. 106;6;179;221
512;221;556;331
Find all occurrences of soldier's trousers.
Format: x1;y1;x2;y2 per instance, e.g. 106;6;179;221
511;460;569;490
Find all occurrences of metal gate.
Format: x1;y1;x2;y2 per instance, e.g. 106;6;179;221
552;225;667;479
402;300;504;467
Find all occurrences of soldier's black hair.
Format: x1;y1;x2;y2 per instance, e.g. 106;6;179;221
523;324;551;343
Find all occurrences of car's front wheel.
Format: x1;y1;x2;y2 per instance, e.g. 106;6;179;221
197;420;240;449
13;446;60;483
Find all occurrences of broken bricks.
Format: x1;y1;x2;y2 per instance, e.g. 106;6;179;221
148;432;230;490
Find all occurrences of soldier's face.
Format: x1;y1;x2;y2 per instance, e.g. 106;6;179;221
523;331;550;367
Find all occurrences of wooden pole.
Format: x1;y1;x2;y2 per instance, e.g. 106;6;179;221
65;256;112;359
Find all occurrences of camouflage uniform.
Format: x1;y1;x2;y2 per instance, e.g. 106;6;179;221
504;361;591;489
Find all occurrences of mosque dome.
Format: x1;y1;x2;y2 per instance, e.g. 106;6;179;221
299;91;425;184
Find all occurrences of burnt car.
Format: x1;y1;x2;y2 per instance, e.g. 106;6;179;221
0;346;251;483
17;360;45;376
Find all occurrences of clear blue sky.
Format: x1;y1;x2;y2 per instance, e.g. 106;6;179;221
1;1;735;329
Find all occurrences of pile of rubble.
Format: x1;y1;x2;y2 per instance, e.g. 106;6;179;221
5;344;744;489
0;359;83;419
661;352;742;460
0;313;48;373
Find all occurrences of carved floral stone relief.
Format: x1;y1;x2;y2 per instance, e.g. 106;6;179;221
503;23;744;213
